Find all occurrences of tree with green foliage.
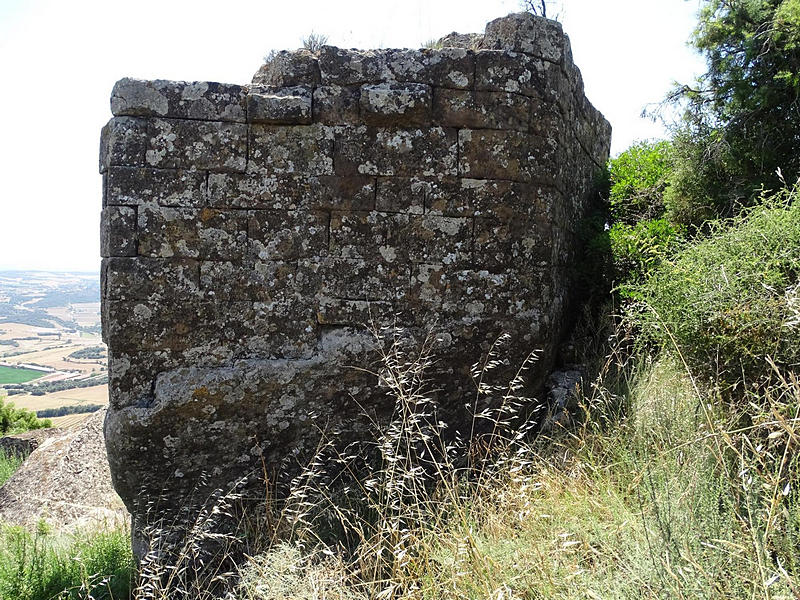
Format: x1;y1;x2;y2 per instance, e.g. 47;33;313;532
666;0;800;227
608;140;673;224
0;396;51;435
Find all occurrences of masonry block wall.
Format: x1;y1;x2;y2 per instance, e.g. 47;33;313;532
99;13;610;546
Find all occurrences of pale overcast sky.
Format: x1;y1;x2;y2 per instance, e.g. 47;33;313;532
0;0;704;272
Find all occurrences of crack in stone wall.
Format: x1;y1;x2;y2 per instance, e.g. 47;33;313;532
99;13;611;554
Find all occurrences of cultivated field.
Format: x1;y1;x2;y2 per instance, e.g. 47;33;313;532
0;271;107;424
0;365;43;385
10;385;108;412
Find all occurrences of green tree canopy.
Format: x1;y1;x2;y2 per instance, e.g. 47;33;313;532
667;0;800;226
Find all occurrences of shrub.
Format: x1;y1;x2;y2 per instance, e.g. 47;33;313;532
0;396;51;434
609;218;683;293
0;526;133;600
608;140;672;224
629;189;800;393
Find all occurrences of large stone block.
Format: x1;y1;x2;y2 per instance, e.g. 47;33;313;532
458;128;556;181
100;207;137;257
301;257;409;301
137;206;248;260
483;13;565;63
432;88;530;131
248;209;329;260
375;177;427;214
247;86;312;125
111;78;247;122
199;260;299;302
334;126;457;177
145;119;247;172
318;47;474;89
329;211;409;262
313;86;360;124
105;167;207;208
104;257;200;302
99;117;148;173
405;215;472;265
474;50;564;101
252;50;320;86
360;83;432;127
248;124;334;175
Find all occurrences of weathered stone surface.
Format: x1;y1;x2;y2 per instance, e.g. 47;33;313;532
248;124;334;175
146;119;247;172
247;86;312;124
105;167;206;207
295;257;407;305
360;83;432;126
100;206;137;257
313;85;360;124
436;31;485;50
103;257;200;302
99;117;148;172
111;78;246;122
425;177;551;219
334;126;457;177
433;88;530;131
375;177;427;214
249;209;328;260
458;128;555;181
484;12;564;63
329;211;409;262
101;13;611;565
137;206;248;260
252;50;320;86
319;46;474;89
475;50;564;101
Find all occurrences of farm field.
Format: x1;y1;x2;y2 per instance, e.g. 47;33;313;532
48;413;96;428
2;344;104;374
0;365;44;385
10;384;108;411
0;271;107;423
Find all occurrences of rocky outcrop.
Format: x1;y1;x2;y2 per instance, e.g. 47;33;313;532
0;427;61;458
0;410;127;531
100;13;610;556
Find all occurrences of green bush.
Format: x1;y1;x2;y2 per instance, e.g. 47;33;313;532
0;450;24;486
0;396;51;434
0;526;133;600
609;218;683;294
630;190;800;393
608;140;672;224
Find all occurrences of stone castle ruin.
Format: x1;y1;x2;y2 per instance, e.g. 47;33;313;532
99;13;610;551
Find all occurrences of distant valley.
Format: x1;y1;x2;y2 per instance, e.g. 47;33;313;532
0;271;106;427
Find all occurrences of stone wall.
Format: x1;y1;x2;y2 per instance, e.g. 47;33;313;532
100;13;610;549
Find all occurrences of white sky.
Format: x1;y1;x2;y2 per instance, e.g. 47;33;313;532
0;0;705;272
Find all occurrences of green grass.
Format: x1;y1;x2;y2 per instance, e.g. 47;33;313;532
0;525;133;600
0;365;44;385
0;450;24;486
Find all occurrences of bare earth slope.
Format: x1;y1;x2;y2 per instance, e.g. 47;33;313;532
0;409;128;530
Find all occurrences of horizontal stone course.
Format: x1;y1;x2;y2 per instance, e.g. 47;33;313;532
334;125;458;177
247;86;312;124
137;206;248;260
106;167;207;208
111;78;247;122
